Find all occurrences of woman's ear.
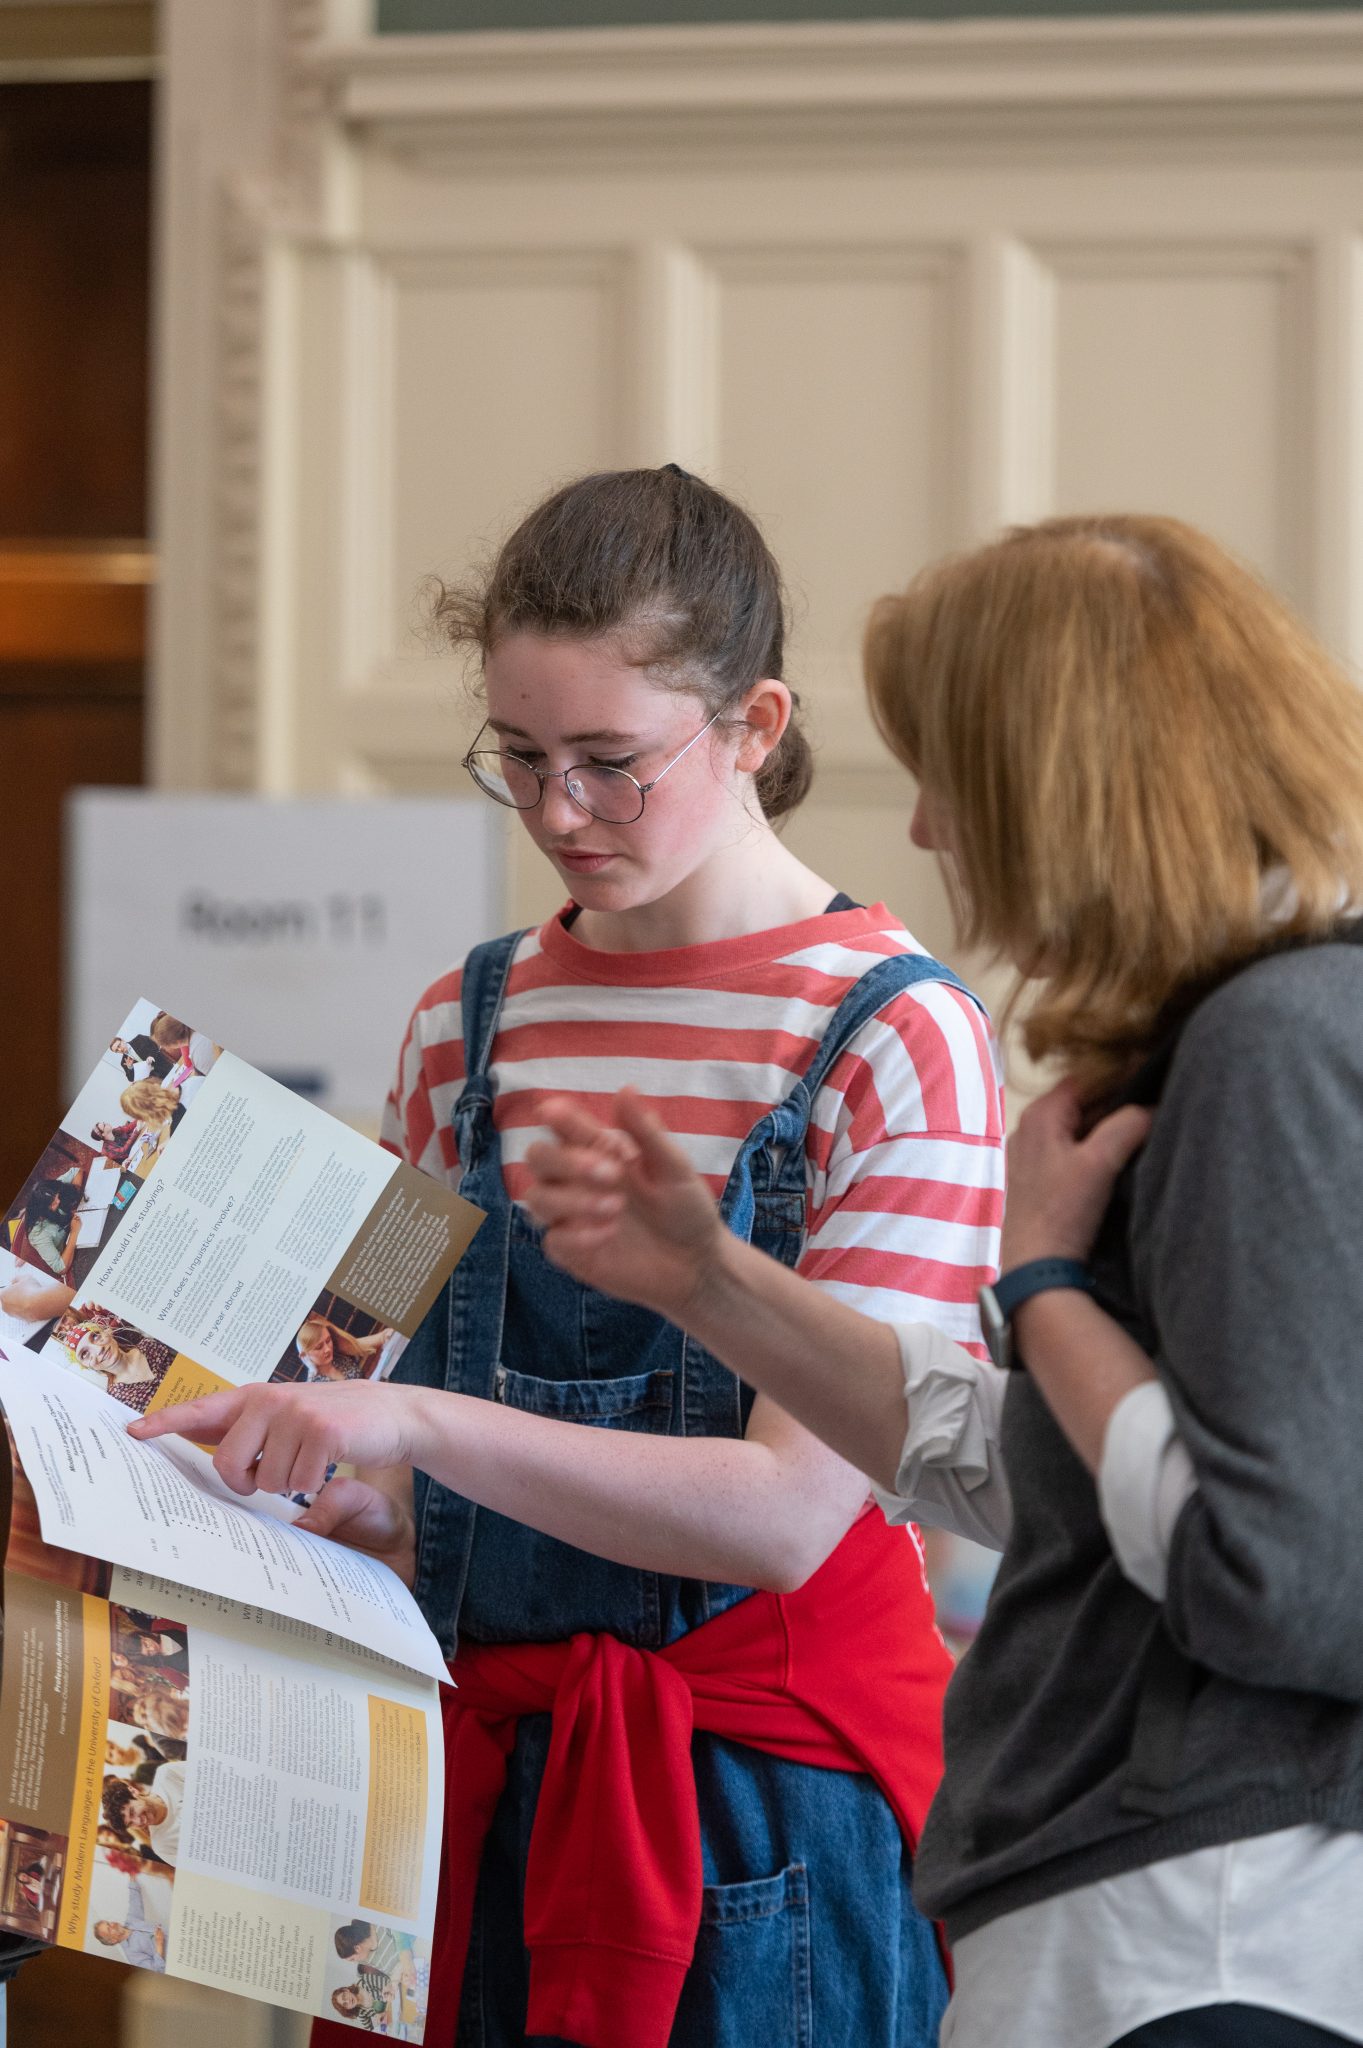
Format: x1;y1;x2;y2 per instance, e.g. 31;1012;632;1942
734;679;792;772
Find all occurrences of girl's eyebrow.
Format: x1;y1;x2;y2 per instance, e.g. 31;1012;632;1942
487;719;640;747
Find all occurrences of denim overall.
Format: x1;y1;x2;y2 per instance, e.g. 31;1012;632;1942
394;927;980;2048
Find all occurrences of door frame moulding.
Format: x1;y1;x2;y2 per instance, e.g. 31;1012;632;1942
318;12;1363;144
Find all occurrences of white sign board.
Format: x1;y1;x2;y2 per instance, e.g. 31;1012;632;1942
66;793;505;1128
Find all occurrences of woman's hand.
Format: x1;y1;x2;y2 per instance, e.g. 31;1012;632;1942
128;1381;421;1504
1000;1079;1153;1271
523;1090;726;1322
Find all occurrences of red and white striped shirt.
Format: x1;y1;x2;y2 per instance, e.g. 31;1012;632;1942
384;902;1005;1350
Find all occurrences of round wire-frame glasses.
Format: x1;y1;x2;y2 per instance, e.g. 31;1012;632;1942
462;712;722;825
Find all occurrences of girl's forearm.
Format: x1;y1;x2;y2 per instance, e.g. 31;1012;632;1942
400;1382;861;1593
666;1232;911;1495
1011;1290;1157;1470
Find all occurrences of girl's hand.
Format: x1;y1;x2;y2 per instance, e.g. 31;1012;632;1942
1000;1079;1153;1271
128;1382;419;1503
524;1089;726;1322
293;1474;417;1587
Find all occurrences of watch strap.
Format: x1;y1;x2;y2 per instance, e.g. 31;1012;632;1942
992;1257;1094;1321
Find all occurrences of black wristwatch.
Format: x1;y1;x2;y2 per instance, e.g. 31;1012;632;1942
979;1258;1094;1372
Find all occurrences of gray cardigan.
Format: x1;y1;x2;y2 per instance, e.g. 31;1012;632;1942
913;932;1363;1940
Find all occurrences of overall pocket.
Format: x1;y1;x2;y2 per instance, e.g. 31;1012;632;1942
672;1863;812;2048
456;1365;674;1648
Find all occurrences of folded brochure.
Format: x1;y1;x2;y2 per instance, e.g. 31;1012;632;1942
0;998;485;2035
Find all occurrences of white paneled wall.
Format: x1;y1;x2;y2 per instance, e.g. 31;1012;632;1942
1046;241;1314;605
156;6;1363;1036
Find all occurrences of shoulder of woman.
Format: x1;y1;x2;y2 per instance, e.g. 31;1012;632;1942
1139;941;1363;1205
1169;940;1363;1091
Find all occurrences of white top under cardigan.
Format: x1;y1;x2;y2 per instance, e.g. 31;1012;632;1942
878;1325;1363;2048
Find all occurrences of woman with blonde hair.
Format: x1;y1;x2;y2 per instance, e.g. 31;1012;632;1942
119;1078;182;1128
294;1313;394;1383
522;515;1363;2047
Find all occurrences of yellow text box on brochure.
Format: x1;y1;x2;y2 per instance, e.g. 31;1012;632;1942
146;1358;234;1415
359;1696;428;1920
57;1594;111;1948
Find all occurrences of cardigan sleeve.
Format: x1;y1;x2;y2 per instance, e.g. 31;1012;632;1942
872;1321;1013;1549
1131;950;1363;1700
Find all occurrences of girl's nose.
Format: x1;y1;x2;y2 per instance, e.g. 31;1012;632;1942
540;776;590;833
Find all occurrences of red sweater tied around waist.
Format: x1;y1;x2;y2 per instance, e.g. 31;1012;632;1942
315;1509;951;2048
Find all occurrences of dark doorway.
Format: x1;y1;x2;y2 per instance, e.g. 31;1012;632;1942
0;78;151;1215
0;71;153;2048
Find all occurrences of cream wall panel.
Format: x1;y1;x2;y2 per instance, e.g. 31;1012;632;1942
1045;243;1313;602
708;247;965;741
385;251;628;648
283;246;628;792
358;249;630;928
347;749;562;932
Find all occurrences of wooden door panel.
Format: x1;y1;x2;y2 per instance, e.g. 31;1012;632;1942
0;686;145;1211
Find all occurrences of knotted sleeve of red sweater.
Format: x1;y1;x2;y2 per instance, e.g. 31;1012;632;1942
312;1509;950;2048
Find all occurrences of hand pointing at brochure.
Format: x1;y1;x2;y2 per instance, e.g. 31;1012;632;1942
128;1381;424;1587
130;1381;419;1503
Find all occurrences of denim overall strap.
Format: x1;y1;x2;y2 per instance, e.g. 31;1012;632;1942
402;930;530;1656
680;948;986;1463
719;950;984;1238
454;927;530;1165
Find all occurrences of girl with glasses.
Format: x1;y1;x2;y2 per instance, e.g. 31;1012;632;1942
523;515;1363;2048
136;465;1005;2048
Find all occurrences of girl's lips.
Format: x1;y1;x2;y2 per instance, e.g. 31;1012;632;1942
553;850;616;870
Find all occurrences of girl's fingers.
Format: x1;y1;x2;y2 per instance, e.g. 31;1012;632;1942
524;1184;624;1227
254;1423;309;1499
213;1408;276;1495
523;1139;626;1188
543;1220;626;1264
613;1089;696;1182
295;1474;372;1539
286;1444;331;1501
129;1391;241;1443
539;1096;615;1147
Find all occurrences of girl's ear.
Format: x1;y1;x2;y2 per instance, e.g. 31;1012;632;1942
734;679;792;773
